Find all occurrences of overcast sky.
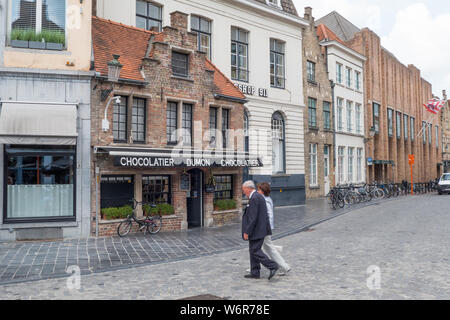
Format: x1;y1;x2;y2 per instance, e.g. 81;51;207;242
292;0;450;99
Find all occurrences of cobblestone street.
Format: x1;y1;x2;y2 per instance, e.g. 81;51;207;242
1;194;449;300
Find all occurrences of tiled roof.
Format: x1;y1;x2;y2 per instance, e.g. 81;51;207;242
205;59;246;100
92;16;157;82
316;11;360;42
317;24;347;46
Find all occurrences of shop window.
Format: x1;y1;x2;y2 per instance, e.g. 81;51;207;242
5;145;75;221
101;175;134;209
142;176;171;204
214;175;233;200
136;0;162;31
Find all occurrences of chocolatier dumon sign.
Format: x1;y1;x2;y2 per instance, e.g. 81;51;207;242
114;156;262;168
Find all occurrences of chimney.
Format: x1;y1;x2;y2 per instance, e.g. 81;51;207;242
304;7;314;22
170;11;189;30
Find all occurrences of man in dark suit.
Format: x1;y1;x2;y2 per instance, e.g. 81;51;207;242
242;181;279;280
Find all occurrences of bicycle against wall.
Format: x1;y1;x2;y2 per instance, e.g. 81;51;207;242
117;199;162;237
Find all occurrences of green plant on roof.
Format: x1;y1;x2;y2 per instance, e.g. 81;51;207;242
10;28;65;44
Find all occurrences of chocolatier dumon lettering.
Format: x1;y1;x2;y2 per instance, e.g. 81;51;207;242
114;156;260;168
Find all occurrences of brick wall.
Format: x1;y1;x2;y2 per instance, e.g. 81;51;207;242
90;12;245;236
347;28;442;183
302;8;334;199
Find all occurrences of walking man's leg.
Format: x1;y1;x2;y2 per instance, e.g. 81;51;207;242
250;239;278;272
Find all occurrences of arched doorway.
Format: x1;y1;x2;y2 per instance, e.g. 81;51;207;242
187;168;203;228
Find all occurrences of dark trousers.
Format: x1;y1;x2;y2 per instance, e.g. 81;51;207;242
249;238;278;277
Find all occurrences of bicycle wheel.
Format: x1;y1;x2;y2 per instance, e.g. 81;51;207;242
147;216;162;234
337;195;345;208
117;220;132;237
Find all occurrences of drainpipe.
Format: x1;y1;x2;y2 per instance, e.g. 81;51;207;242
95;165;99;237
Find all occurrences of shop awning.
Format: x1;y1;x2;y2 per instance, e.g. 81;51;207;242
94;146;263;168
0;101;78;145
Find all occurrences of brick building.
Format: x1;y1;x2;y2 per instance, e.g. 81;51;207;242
90;13;259;236
442;93;450;173
318;12;443;183
302;8;334;198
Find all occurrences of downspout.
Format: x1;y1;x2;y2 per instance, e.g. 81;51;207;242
330;79;336;187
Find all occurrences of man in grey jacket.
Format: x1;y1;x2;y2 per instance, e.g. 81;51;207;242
242;181;279;280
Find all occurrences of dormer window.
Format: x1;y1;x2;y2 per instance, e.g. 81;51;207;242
267;0;281;8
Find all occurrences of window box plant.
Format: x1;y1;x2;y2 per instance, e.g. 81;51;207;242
10;28;65;50
213;199;237;212
143;203;175;216
101;205;133;220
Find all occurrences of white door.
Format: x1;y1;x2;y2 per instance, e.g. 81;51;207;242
324;145;330;195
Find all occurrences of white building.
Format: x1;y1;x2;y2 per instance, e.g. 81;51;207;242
94;0;309;206
317;24;367;186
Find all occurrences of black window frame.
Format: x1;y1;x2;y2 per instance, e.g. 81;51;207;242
307;60;316;83
142;175;172;205
308;97;317;128
136;0;162;32
100;175;134;210
323;101;331;130
231;26;249;82
191;15;212;59
214;175;233;200
209;107;218;147
166;102;178;145
3;145;77;224
270;39;285;89
222;108;230;149
182;103;193;147
113;96;128;143
132;97;146;144
172;51;189;78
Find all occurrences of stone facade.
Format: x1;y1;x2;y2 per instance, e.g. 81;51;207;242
346;28;442;182
302;8;334;199
441;93;450;173
90;13;246;236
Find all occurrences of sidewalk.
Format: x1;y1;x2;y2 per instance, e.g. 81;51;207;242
0;198;372;285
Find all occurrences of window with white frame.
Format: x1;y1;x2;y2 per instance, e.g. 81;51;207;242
191;15;211;60
10;0;66;47
347;100;353;132
356;103;362;134
136;1;162;32
348;147;354;182
338;147;345;184
336;63;343;84
337;97;344;131
346;67;352;87
310;144;318;186
272;112;285;174
355;71;361;91
270;39;285;88
357;148;363;182
231;27;249;82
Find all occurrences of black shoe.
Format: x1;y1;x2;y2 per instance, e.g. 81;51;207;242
268;267;279;280
244;274;260;279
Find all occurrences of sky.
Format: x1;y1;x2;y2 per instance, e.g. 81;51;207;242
292;0;450;99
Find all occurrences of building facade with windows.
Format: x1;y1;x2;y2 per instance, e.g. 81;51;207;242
0;0;93;240
442;96;450;173
317;11;442;183
91;13;257;236
93;0;308;206
301;8;334;198
317;23;366;186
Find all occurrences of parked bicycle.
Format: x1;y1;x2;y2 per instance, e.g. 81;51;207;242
117;199;162;237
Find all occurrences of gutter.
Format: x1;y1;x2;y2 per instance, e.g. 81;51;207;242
214;93;248;104
94;73;149;86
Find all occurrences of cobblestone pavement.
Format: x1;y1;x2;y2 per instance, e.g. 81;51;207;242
1;194;448;300
0;197;370;285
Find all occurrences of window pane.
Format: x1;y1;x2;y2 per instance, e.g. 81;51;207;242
167;102;177;144
113;97;127;142
142;176;171;204
136;0;147;15
148;3;161;19
200;18;210;33
214;175;233;200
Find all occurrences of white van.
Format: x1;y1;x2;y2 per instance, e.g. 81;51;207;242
437;173;450;195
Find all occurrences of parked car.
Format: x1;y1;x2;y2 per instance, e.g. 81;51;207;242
437;173;450;195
